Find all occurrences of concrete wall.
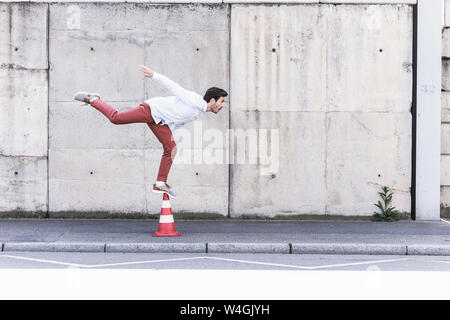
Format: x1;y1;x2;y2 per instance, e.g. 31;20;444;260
0;3;48;215
230;3;412;217
48;3;229;217
442;0;450;217
0;1;414;218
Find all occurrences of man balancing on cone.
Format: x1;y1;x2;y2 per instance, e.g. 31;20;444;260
73;65;228;198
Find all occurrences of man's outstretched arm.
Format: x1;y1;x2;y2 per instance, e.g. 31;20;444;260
140;65;154;78
139;65;205;108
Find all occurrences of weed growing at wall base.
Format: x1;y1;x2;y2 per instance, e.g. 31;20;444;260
372;186;401;222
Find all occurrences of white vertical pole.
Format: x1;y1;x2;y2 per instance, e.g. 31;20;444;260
416;0;442;220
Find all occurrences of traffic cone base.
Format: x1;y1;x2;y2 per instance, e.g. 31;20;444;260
153;193;180;237
153;231;180;237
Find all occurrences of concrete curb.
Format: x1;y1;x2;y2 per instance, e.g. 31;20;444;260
208;243;290;254
106;243;205;253
407;244;450;256
291;243;407;255
2;242;450;255
3;242;105;253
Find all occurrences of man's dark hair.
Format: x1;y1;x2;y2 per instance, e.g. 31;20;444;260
203;87;228;103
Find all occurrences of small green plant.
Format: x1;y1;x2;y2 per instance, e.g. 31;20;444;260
372;186;400;222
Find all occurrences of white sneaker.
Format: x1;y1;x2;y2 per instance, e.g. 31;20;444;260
73;92;101;104
152;183;177;198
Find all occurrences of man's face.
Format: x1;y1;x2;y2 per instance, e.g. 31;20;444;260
211;96;225;114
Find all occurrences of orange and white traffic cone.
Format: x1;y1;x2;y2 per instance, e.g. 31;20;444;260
153;193;180;237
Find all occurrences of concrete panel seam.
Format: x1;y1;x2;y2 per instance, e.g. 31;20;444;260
318;0;417;3
0;1;418;3
0;154;47;160
0;63;48;71
225;0;416;3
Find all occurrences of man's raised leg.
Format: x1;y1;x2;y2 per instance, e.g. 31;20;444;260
90;99;154;125
74;91;154;124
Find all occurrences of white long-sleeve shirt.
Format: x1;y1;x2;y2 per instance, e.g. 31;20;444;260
144;72;207;133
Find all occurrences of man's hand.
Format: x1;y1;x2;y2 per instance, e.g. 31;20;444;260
139;65;154;78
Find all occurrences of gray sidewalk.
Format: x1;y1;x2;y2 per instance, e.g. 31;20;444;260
1;219;450;255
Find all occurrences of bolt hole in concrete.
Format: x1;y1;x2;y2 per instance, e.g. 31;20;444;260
90;172;93;175
379;49;383;52
196;172;199;176
272;48;276;52
14;171;18;175
196;48;199;51
91;47;94;51
14;47;18;51
378;174;381;177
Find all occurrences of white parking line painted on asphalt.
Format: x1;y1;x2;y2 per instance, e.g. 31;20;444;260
430;260;450;265
0;254;440;270
305;258;410;270
85;257;206;268
0;254;207;268
204;256;410;270
205;256;311;270
0;254;86;268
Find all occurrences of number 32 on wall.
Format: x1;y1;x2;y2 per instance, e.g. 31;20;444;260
420;84;437;94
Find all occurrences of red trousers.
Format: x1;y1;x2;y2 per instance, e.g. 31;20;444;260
90;99;176;182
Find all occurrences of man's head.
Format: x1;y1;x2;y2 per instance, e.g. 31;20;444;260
204;87;228;114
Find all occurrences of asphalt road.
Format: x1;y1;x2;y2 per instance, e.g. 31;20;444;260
2;252;450;300
1;252;450;270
